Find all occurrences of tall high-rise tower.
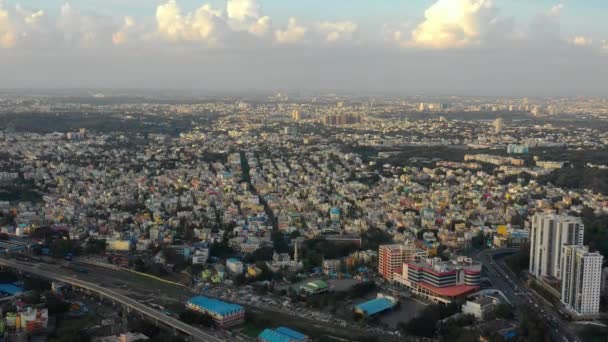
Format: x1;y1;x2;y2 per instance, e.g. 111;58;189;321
494;118;504;134
561;245;603;315
291;109;301;121
529;213;584;279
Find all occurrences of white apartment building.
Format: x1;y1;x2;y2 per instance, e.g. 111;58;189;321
462;296;499;320
529;213;584;279
560;245;603;315
226;258;244;275
192;248;210;265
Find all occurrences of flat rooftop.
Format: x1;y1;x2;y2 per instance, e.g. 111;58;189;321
355;297;395;316
187;296;243;316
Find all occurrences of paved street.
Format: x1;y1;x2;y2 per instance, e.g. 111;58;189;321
0;257;226;342
0;256;391;341
476;248;580;342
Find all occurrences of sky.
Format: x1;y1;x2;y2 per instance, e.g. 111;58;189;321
0;0;607;95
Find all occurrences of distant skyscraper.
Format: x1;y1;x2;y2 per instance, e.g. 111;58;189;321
321;113;361;126
529;213;585;279
560;245;603;315
419;103;425;112
494;118;504;134
291;109;301;121
531;106;541;116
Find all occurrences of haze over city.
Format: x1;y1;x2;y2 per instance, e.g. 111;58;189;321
0;1;608;342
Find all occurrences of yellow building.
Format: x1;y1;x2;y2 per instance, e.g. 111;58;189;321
107;240;130;251
247;265;263;278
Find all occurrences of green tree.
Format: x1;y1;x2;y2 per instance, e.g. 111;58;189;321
493;303;513;319
45;291;71;314
471;231;486;250
85;238;106;254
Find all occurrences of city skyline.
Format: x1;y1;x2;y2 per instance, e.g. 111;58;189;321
1;1;608;341
0;0;607;95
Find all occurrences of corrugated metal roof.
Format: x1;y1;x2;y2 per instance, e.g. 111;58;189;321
355;298;395;316
187;296;243;316
258;329;293;342
300;279;329;292
258;327;307;342
417;282;479;297
276;327;307;340
0;284;23;295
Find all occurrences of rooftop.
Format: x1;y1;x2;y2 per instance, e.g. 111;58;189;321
355;297;396;316
258;329;292;342
187;296;243;316
0;283;24;296
417;282;479;297
275;327;307;341
258;327;308;342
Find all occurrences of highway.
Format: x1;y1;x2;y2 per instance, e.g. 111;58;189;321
0;257;390;341
78;258;391;341
476;249;580;342
0;258;224;342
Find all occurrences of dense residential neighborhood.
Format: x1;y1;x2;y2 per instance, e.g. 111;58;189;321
0;94;606;341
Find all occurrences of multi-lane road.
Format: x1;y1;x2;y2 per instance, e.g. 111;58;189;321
476;249;580;342
0;257;225;342
0;256;390;341
2;249;585;342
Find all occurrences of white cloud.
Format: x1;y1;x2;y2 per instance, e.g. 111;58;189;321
0;2;51;48
275;17;307;44
0;2;128;49
549;3;564;16
249;16;270;37
315;21;357;43
224;0;273;37
112;16;135;45
15;5;43;25
409;0;502;49
0;0;604;61
156;0;225;44
57;3;118;47
227;0;260;22
571;35;592;47
0;3;16;48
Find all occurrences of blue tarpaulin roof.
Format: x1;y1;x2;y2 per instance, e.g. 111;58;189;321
355;298;395;316
258;329;292;342
0;284;23;295
187;296;243;316
258;327;307;342
275;327;307;341
501;330;518;339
